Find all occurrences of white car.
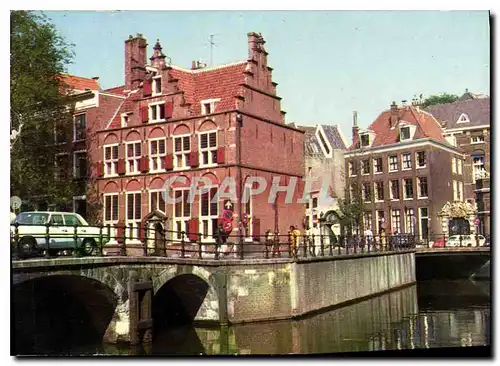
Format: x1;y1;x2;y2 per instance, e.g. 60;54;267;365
10;211;110;258
446;234;485;248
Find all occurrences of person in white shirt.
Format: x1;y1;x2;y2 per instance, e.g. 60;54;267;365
364;227;374;248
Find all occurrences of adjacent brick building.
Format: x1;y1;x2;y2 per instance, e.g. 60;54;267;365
425;91;490;236
53;74;124;219
344;102;468;241
91;33;305;243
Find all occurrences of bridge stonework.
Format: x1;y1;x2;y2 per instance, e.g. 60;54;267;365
12;251;417;345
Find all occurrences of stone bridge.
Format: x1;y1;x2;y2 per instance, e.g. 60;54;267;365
415;247;490;280
12;251;416;352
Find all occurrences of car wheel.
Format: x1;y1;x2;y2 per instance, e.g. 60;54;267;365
82;239;97;256
17;237;38;258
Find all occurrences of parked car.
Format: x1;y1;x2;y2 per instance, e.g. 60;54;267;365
390;234;416;248
432;238;446;248
445;234;485;247
10;211;110;258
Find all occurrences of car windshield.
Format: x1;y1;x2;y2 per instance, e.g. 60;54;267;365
14;212;49;225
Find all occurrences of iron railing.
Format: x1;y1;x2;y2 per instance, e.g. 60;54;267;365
10;222;487;261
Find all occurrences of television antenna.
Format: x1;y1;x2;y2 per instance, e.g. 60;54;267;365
208;34;218;66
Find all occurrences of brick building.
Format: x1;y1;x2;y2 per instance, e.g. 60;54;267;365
344;102;468;241
425;91;490;236
91;32;305;243
53;74;125;219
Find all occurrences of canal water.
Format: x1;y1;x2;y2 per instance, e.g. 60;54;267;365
17;279;490;356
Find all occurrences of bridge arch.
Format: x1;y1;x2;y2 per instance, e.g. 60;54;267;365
12;273;120;355
153;265;219;325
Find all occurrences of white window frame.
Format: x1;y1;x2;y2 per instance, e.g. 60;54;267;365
376;210;385;235
149;101;166;123
416;151;426;169
374;181;384;202
199;185;219;243
360;133;370;147
126;191;142;242
362;182;371;203
149;189;166;214
373;157;383;174
402;153;412;170
391;209;401;234
199;130;218;167
200;98;220;115
452;157;457;174
173;134;191;170
390;180;400;201
74;113;86;142
403;178;413;200
363;211;373;231
452;180;458;201
404;208;416;234
400;126;411;141
361;159;370;175
419;207;429;241
126;140;142;175
121;113;131;128
348;161;356;177
417;177;428;199
103;144;119;177
152;75;162;96
73;150;87;179
457;113;470;124
389;155;398;172
458;181;464;201
472;156;485;183
471;135;485;144
149;138;166;172
457;159;463;175
103;193;119;224
173;188;191;240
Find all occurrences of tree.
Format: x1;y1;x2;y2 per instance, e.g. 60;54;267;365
331;162;365;236
10;11;76;209
419;93;459;108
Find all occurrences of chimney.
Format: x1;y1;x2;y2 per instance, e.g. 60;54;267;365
247;32;267;66
191;60;197;70
390;101;399;128
352;111;360;148
92;76;99;81
125;33;148;90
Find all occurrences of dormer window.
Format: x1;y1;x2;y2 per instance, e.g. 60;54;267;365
400;126;411;141
121;113;131;128
360;134;370;147
152;75;162;95
457;113;470;123
200;98;220;116
318;131;331;155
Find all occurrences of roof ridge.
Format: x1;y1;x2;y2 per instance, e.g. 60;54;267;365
170;60;247;74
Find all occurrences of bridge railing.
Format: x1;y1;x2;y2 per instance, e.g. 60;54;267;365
12;222;486;261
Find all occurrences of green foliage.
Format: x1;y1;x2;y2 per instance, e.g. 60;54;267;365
10;11;76;208
420;93;459;108
332;177;365;235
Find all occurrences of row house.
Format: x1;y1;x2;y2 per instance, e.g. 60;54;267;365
288;122;348;232
344;102;467;241
53;75;124;219
425;90;490;236
92;33;305;243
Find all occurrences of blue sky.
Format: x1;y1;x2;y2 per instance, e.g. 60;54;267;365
44;10;490;138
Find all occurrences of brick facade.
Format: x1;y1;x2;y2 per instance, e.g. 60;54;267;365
90;32;305;242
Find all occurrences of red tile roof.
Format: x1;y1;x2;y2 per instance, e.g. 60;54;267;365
348;106;447;150
170;62;247;114
59;74;100;91
106;61;248;129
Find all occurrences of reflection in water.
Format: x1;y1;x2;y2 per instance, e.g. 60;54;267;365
15;279;490;355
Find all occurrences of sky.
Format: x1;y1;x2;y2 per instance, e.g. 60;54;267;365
43;10;490;138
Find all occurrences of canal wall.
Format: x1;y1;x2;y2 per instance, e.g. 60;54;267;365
225;251;416;323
